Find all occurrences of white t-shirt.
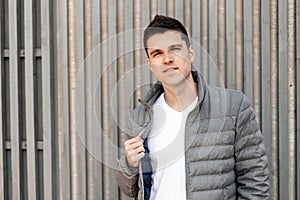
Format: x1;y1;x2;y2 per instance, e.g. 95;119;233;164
148;93;198;200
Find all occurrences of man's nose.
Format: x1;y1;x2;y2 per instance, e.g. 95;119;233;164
163;52;174;64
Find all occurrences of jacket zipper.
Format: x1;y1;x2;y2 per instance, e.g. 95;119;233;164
184;118;189;200
184;104;200;200
138;99;154;200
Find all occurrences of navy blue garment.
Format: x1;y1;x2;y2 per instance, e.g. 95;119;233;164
141;138;152;200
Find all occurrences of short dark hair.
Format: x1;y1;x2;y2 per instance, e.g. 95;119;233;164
143;15;190;56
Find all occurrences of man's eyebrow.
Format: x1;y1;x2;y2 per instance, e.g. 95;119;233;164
169;44;183;48
149;49;161;56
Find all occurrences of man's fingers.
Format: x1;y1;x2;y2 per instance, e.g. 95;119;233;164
124;137;143;147
123;133;145;168
129;152;145;163
125;144;145;168
127;146;145;156
125;141;144;151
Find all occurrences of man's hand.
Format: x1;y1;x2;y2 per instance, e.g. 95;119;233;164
124;137;145;168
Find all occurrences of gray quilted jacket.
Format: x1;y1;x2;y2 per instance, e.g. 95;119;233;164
118;70;269;200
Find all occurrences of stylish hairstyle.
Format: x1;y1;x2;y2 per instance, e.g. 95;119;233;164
143;15;190;56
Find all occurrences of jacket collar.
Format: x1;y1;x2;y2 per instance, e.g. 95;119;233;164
138;68;207;108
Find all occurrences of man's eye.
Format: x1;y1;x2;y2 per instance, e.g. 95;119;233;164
171;48;181;51
153;52;161;57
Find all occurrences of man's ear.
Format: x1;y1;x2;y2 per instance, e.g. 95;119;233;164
189;46;195;63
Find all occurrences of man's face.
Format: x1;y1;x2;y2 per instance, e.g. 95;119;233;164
146;30;195;88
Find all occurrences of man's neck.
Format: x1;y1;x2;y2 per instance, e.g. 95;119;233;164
163;75;198;112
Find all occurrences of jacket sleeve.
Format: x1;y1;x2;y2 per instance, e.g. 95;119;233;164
117;102;151;198
117;152;140;198
234;94;269;199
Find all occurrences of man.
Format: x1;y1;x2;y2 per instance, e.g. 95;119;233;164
118;15;269;200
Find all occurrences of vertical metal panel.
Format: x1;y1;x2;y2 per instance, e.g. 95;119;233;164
191;0;201;69
124;0;134;120
167;0;175;17
252;0;261;123
261;0;273;198
150;0;158;19
226;0;236;89
68;2;77;199
19;1;27;194
55;0;71;199
270;0;279;199
175;0;183;22
108;0;118;199
184;0;192;33
116;2;128;200
34;2;43;161
120;7;135;198
278;0;290;199
287;0;296;199
100;0;111;198
100;0;121;196
149;0;157;88
72;0;87;199
261;0;271;152
0;0;4;199
2;1;8;51
201;0;208;79
158;0;167;15
91;0;102;199
133;0;142;101
142;1;151;29
208;0;219;86
218;0;226;87
68;0;87;199
235;0;243;91
141;0;151;96
85;21;95;200
85;0;98;199
184;0;192;32
8;0;21;199
41;0;53;199
24;1;37;200
76;9;87;177
243;0;253;99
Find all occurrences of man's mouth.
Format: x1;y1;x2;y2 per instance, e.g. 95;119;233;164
163;67;179;73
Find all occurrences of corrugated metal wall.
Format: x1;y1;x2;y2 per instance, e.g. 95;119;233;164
0;0;299;199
